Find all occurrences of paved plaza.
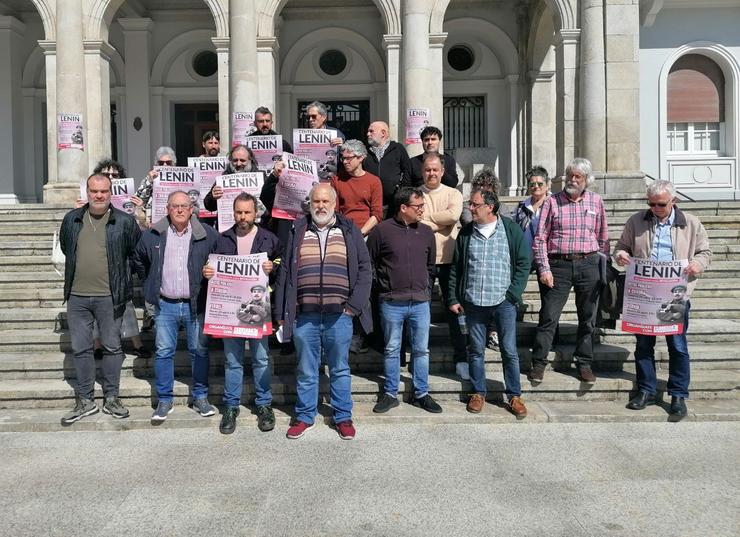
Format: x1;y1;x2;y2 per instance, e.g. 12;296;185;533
1;420;738;536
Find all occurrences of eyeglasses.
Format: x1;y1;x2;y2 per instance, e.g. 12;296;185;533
101;171;120;179
156;160;173;166
308;114;320;119
647;202;670;208
168;204;192;210
528;182;545;188
468;201;489;209
405;203;425;210
342;155;360;161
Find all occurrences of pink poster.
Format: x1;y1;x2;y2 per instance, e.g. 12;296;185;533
292;128;338;181
151;166;197;223
79;177;136;214
215;172;265;232
232;111;255;147
188;156;229;219
57;113;84;150
405;108;430;145
271;153;318;221
243;135;284;172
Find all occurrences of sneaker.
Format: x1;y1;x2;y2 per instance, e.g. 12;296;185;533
373;393;400;413
192;398;216;417
467;393;485;413
219;406;240;435
102;396;129;419
256;405;275;432
336;420;356;440
528;361;546;384
455;361;470;381
349;334;368;354
286;420;314;439
577;364;596;384
486;331;499;351
61;397;99;425
413;394;443;413
508;396;527;419
151;401;174;422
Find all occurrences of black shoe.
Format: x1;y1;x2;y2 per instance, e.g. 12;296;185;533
102;396;130;419
256;405;275;432
626;391;656;410
669;396;687;420
373;393;400;413
219;406;240;434
527;362;546;384
577;364;596;384
132;346;151;359
413;394;443;413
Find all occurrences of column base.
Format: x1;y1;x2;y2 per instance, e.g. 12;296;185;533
43;182;80;204
0;193;20;205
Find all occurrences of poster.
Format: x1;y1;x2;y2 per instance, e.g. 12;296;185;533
621;258;690;336
215;172;265;232
203;252;272;339
151;166;197;223
232;111;255;147
271;153;318;221
57;113;84;150
405;108;430;145
188;156;229;219
79;177;136;213
292;128;338;181
243;135;283;172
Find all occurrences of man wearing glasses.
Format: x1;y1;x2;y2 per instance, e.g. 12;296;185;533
367;186;442;414
133;191;220;423
614;180;711;420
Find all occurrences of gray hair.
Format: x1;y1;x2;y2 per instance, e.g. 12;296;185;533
340;139;367;159
472;167;501;194
254;106;272;116
166;190;191;206
306;101;328;117
308;182;337;203
566;157;595;187
646;179;676;199
155;146;177;165
422;152;445;169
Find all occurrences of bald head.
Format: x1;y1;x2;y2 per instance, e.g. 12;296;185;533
367;121;390;148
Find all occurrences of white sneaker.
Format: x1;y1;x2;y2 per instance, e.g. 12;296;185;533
456;361;470;380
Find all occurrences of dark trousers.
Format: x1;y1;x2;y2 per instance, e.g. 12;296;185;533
435;264;467;363
531;255;601;366
67;294;124;400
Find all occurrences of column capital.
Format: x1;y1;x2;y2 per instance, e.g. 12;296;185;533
117;17;154;32
256;36;278;52
211;36;230;52
506;74;520;84
0;15;26;35
556;29;581;45
38;39;56;55
528;70;556;83
428;32;448;48
83;40;116;61
382;34;402;50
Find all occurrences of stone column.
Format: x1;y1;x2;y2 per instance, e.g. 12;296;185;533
257;37;278;122
0;16;25;204
578;0;607;173
603;0;642;194
39;40;57;187
402;0;433;156
230;2;259;146
83;40;114;170
119;18;153;180
507;75;521;195
554;29;579;178
383;34;402;141
528;70;557;180
211;37;230;146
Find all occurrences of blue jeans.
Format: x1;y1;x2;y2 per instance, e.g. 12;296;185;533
222;336;271;408
465;300;521;398
293;312;353;424
153;299;210;402
380;300;431;398
634;301;691;398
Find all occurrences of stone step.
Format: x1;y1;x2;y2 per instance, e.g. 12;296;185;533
601;318;740;344
0;368;737;410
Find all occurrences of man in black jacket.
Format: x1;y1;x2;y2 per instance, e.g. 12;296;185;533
364;121;412;212
247;106;293;153
59;173;141;425
410;126;460;188
367;186;442;415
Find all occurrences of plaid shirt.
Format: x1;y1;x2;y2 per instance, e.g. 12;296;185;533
533;190;609;273
464;220;511;306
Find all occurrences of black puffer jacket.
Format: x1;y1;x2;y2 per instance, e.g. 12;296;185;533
59;205;141;318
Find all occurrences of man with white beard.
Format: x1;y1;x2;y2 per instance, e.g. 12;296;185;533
274;183;372;440
528;158;609;385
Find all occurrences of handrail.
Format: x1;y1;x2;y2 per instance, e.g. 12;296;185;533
644;173;695;202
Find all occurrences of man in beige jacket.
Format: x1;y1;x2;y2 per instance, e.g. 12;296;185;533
614;179;711;420
419;153;467;379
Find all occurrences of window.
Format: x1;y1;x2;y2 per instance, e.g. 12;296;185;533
443;96;486;153
667;54;725;155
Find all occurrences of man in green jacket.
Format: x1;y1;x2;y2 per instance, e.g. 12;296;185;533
448;189;531;418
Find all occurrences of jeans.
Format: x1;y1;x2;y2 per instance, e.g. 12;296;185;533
293;312;353;424
67;295;124;399
532;255;601;365
380;300;431;398
465;300;521;398
436;264;468;363
153;299;210;402
634;301;691;398
222;336;271;407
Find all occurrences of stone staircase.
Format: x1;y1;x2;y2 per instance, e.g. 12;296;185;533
0;200;738;430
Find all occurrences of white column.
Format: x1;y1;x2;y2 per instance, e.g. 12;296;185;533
402;0;433;156
46;0;88;203
83;40;114;169
257;37;278;119
383;34;402;141
429;32;447;147
554;29;580;176
39;40;57;187
578;0;607;173
119;18;153;180
528;70;557;179
230;2;258;146
507;74;521;195
211;37;230;146
0;16;25;204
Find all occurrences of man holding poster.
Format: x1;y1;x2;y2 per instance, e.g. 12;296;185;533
203;192;282;435
614;180;711;419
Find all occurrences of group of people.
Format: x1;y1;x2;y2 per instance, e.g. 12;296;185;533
58;102;712;439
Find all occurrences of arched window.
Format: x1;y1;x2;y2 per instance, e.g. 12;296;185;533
667;54;725;154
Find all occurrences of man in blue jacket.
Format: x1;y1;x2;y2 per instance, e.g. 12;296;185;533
203;193;282;434
133;191;219;423
274;183;372;440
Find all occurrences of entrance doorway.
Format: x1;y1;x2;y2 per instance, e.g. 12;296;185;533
297;100;370;142
174;103;219;163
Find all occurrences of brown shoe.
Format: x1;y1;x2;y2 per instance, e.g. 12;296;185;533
527;362;546;383
466;393;485;413
508;396;527;419
578;364;596;384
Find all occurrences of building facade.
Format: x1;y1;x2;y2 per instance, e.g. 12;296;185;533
0;0;737;204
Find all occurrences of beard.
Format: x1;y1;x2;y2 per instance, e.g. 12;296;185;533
564;181;585;197
311;206;334;227
207;147;219;156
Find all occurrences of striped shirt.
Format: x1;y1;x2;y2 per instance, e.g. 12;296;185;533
464;219;510;306
297;226;350;313
533;190;609;274
160;223;191;299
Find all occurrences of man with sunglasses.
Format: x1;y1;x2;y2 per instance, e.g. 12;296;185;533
614;180;711;420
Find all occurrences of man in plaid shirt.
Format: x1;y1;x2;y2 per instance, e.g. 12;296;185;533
528;158;609;384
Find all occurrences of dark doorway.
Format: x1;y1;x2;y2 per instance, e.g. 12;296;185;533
297;100;370;142
174;103;219;163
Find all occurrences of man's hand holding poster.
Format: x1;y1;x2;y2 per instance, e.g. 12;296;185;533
271;153;318;220
215;172;265;232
